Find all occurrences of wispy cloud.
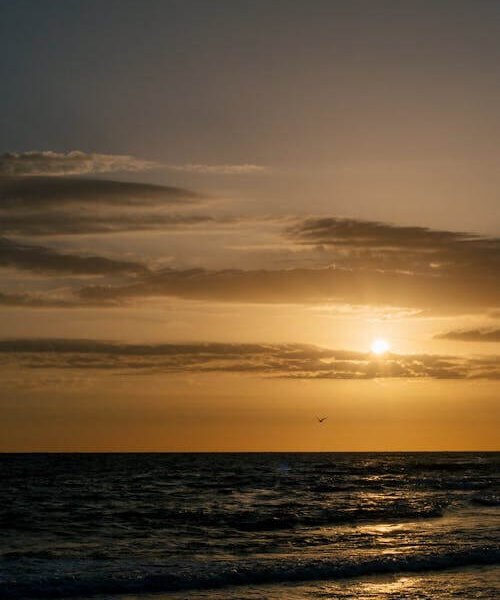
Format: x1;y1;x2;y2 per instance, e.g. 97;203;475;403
165;164;269;174
288;217;471;248
0;151;268;177
0;151;160;176
0;177;199;209
287;217;500;277
0;338;498;380
435;329;500;342
0;176;205;236
0;237;148;276
0;291;119;308
77;262;499;315
0;212;216;237
0;170;497;318
0;291;83;308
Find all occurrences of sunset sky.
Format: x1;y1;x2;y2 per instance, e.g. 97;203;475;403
1;0;498;451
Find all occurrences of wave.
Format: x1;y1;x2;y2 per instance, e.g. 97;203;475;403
1;547;498;599
471;494;500;507
108;502;446;532
0;504;447;538
230;504;445;532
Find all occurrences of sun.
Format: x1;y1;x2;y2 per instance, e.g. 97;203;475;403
371;338;390;355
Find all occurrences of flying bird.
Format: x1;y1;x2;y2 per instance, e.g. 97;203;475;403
317;416;328;423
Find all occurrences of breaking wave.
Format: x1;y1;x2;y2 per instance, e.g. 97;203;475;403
1;547;499;599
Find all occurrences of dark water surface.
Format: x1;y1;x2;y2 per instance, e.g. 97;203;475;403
0;453;498;599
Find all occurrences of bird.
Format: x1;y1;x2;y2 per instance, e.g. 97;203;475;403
316;416;328;423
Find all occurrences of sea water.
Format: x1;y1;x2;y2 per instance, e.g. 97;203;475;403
0;453;498;599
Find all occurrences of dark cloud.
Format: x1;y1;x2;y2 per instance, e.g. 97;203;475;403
435;329;500;343
287;217;500;279
0;185;497;316
0;151;159;176
0;338;498;380
288;217;469;249
0;211;215;236
78;263;498;314
0;237;148;276
0;292;76;308
0;175;209;237
67;217;498;314
0;176;199;210
0;291;120;308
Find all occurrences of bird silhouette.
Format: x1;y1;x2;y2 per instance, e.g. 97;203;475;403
316;416;328;423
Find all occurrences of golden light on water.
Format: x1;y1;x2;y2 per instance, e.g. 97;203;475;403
371;339;390;355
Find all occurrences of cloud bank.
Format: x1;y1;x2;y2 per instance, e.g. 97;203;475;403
0;156;497;318
0;339;498;380
78;262;498;314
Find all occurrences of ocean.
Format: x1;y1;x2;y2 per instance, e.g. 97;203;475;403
0;453;498;599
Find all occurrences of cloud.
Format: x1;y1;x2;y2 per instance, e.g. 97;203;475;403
0;291;83;308
435;329;500;342
0;291;121;308
0;151;160;176
0;338;498;380
0;176;199;209
287;217;500;278
166;164;269;174
0;237;148;276
0;188;497;316
0;211;216;236
288;217;470;249
0;176;207;236
0;151;268;177
78;263;498;315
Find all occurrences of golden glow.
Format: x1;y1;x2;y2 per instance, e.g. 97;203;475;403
371;338;390;355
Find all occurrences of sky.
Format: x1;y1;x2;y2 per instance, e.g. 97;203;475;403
0;0;498;451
